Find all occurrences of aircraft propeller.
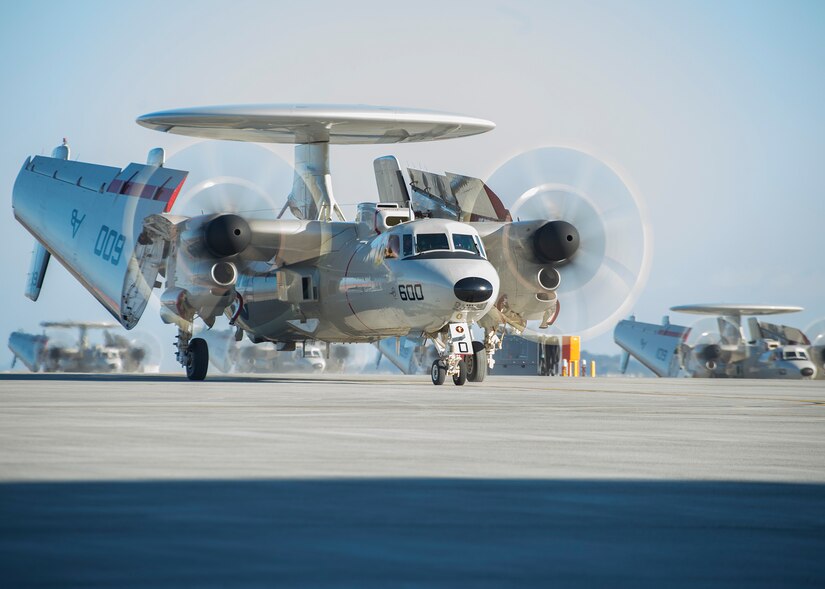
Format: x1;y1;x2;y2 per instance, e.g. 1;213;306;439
165;140;294;219
804;318;825;373
484;147;652;341
125;330;164;373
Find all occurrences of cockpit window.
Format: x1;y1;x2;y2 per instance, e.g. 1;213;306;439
416;233;450;253
386;235;400;259
784;350;809;360
453;233;481;255
402;234;413;257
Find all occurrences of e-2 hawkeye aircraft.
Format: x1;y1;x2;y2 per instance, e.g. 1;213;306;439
13;104;640;383
614;304;818;379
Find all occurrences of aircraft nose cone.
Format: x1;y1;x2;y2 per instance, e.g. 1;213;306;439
801;367;814;377
454;277;494;303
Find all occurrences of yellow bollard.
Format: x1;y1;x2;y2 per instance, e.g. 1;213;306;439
572;362;578;377
590;360;597;377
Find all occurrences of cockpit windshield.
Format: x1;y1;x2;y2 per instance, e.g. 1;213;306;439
416;233;450;253
783;349;809;360
453;233;482;256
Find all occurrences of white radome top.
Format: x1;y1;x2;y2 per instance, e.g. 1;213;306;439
136;104;495;144
670;304;804;316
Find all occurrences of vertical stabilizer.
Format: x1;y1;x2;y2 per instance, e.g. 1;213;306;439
373;156;410;205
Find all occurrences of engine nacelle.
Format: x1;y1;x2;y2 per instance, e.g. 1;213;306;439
476;220;576;325
204;214;251;258
160;214;248;327
697;344;722;362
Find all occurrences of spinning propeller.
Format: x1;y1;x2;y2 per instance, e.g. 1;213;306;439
165;140;294;218
485;147;652;341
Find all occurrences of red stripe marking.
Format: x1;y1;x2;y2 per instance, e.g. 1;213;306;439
106;176;187;212
656;329;689;338
163;179;185;212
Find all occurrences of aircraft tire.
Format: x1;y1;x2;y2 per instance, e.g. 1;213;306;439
467;341;487;382
453;360;467;386
431;359;446;385
186;338;209;381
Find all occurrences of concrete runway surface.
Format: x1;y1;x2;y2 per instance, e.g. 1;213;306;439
1;373;824;587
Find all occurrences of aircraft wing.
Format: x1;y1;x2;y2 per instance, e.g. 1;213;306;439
613;317;690;377
13;152;187;328
408;168;510;222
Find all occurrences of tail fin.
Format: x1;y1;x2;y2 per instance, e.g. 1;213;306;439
13;146;187;328
373;156;410;205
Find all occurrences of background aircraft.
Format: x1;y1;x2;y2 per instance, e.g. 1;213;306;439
614;304;818;379
8;321;157;373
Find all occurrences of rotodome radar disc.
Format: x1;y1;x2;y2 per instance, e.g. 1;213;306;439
485;147;652;341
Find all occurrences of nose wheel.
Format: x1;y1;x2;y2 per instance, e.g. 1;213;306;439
430;322;481;386
453;360;467;385
431;358;467;386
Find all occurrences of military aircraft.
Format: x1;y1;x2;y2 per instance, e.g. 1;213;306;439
614;304;817;379
8;321;155;373
12;104;646;383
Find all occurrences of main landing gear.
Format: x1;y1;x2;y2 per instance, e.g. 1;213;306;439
176;328;209;381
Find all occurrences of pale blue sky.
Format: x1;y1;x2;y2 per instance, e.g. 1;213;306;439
1;0;823;366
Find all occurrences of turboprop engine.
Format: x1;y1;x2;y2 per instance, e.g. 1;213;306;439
159;213;251;328
476;219;578;330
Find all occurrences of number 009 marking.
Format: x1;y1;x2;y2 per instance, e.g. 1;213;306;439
94;225;125;266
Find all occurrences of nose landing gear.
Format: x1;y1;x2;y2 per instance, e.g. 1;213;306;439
430;322;491;386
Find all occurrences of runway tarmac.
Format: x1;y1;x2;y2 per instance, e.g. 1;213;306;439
1;374;824;587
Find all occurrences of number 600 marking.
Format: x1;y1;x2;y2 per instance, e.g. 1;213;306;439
399;283;424;301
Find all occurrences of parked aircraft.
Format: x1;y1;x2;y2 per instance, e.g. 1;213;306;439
13;104;646;383
8;321;155;373
614;304;817;379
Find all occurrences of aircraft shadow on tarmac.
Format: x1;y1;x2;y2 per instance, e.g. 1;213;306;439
1;478;823;588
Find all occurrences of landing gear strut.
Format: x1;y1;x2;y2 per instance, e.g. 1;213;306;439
176;327;209;381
